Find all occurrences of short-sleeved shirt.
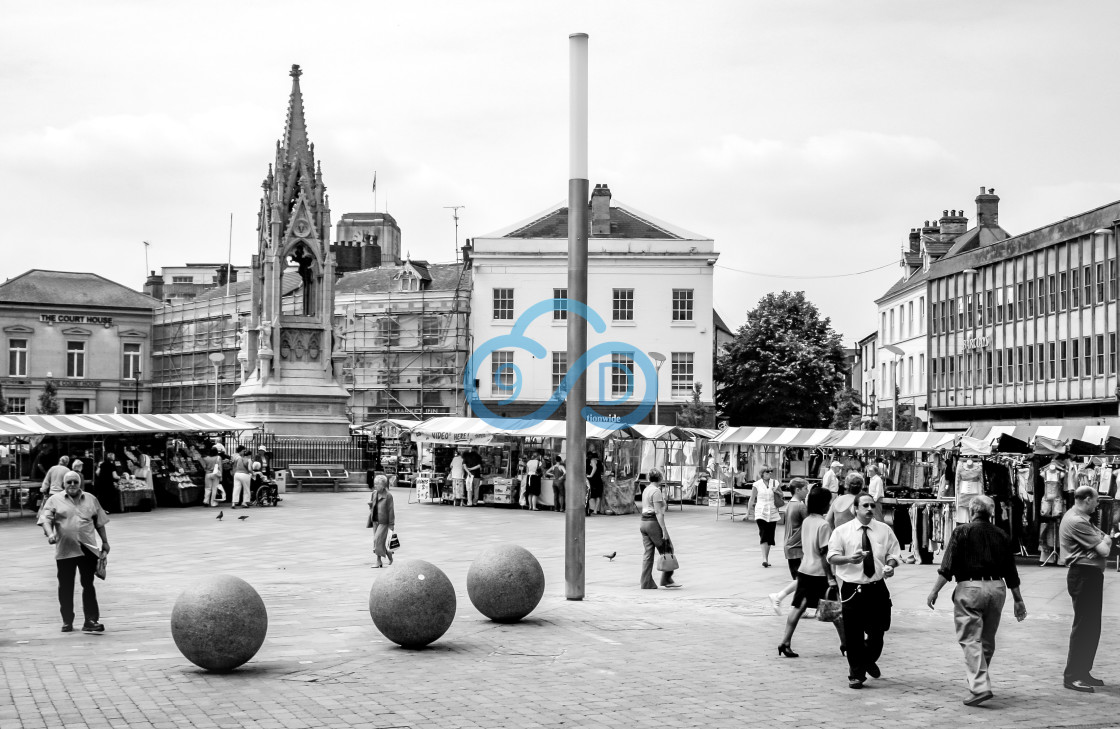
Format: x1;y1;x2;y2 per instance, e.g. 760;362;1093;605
798;514;832;576
868;475;885;501
1060;509;1107;571
462;451;482;474
784;499;807;558
450;456;465;480
822;470;840;494
641;483;666;515
42;464;70;494
38;491;110;560
827;517;901;584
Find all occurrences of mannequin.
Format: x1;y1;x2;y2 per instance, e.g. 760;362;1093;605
953;457;984;523
1039;458;1067;517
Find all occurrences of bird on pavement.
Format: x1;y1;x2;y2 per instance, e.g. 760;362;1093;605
603;551;617;561
238;515;249;521
215;510;224;521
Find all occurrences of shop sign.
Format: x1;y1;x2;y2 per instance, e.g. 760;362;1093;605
411;431;494;446
963;336;990;351
54;380;101;389
40;313;114;325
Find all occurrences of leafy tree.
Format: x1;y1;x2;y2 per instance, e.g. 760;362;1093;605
0;384;7;414
876;386;918;431
675;383;712;428
830;386;863;429
38;379;60;415
714;291;846;427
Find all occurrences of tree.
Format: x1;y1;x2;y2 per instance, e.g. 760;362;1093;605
714;291;847;427
830;386;863;429
0;384;8;414
38;379;60;415
675;383;712;428
876;385;918;431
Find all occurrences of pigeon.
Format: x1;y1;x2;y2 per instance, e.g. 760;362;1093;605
238;515;249;521
603;551;617;562
215;510;223;521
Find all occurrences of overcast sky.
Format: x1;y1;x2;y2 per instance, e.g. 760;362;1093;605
4;1;1119;343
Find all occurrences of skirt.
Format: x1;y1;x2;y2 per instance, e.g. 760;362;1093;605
372;523;392;558
526;474;541;496
792;573;829;609
756;519;777;545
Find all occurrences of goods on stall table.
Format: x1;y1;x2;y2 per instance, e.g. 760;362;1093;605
164;471;202;507
118;473;155;512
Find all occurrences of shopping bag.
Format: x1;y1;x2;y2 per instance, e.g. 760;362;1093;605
95;553;108;581
388;531;401;550
655;552;679;571
817;586;842;622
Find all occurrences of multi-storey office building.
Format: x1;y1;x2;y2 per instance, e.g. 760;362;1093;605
927;200;1120;430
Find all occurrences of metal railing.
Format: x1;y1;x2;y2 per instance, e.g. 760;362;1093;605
246;433;370;472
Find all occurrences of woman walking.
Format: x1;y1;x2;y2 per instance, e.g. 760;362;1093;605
747;466;784;567
231;446;252;508
778;486;846;657
827;473;864;529
369;474;396;568
639;468;681;589
587;453;604;516
202;446;224;506
548;457;567;512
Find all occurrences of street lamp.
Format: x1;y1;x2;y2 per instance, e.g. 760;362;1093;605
882;343;905;431
134;367;141;414
208;352;224;412
648;351;666;425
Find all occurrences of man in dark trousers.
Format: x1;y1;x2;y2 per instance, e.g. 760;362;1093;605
827;492;902;689
462;446;483;507
1059;485;1112;692
38;471;111;633
926;495;1027;706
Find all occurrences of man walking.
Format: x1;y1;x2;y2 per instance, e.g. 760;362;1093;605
40;455;71;503
827;492;902;689
38;471;110;633
1059;486;1111;692
926;495;1027;706
462;446;483;507
822;460;842;497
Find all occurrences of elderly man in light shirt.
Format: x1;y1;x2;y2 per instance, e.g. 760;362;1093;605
828;492;903;689
822;460;843;496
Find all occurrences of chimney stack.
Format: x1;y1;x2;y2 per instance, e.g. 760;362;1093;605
908;228;920;253
939;208;968;237
590;183;611;236
975;186;999;227
144;270;164;301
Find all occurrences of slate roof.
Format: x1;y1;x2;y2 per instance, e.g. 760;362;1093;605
195;271;302;301
713;309;733;335
0;270;160;309
337;263;468;296
943;225;1011;257
504;206;684;240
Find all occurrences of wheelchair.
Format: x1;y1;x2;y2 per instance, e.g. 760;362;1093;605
249;475;282;507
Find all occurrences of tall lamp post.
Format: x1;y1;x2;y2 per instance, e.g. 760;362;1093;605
648;351;666;425
208;353;224;412
134;368;141;413
882;343;905;431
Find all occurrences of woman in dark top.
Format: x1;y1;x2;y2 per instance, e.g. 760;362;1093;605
587;453;604;516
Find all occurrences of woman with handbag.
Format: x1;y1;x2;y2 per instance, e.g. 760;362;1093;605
747;466;784;567
777;485;846;657
639;468;681;589
202;446;224;506
369;474;396;568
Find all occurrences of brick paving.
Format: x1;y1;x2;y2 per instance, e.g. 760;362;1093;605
3;492;1120;728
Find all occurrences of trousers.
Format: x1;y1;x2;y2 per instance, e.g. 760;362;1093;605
840;580;892;681
639;515;675;589
1065;565;1104;682
57;546;100;625
232;472;252;506
953;580;1006;694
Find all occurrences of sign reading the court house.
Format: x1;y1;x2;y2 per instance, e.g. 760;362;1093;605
963;336;991;350
39;313;114;325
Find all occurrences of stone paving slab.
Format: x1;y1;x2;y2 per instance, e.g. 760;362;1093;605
3;491;1120;728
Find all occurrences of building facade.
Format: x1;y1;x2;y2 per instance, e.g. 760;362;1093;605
0;271;158;415
856;330;877;425
144;264;251;304
467;184;719;425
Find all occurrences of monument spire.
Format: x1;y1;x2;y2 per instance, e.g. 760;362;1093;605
281;64;311;168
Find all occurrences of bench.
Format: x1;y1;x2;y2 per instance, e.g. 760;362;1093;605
287;464;350;493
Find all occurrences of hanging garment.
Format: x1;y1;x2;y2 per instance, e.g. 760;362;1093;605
892;502;913;548
1100;465;1116;497
1066;462;1080;493
1017;467;1033;500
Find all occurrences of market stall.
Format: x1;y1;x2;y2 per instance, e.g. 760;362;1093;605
353;418;422;486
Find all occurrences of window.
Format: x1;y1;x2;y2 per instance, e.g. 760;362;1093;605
612;289;634;321
7;397;26;414
985;351;993;385
881;363;887;392
553;288;568;321
493;288;514;320
1071;269;1080;308
1097;263;1105;303
962;354;970;389
958;298;966;330
949;300;957;331
1049;342;1057;380
66;341;85;378
1037;344;1045;381
907;301;913;336
1060;340;1068;379
671;352;694;394
932;358;939;390
1016;283;1026;319
1084;336;1092;377
1111;260;1118;300
1097;334;1106;375
1027;280;1035;317
965;294;974;329
882;312;888;338
551;352;567;395
983;291;994;325
421;391;443;407
1071;339;1080;378
919;297;925;332
121;399;138;414
375;318;400;347
957;355;965;389
611;352;634;396
1017;346;1024;382
8;338;27;377
995;349;1003;385
672;289;694;321
1059;271;1068;311
948;357;956;389
994;288;1003;324
1036;277;1045;315
1027;345;1035;381
123;342;142;379
1004;285;1014;321
171;275;193;284
1111;333;1118;375
890;309;895;341
421;316;440;346
1048;274;1057;312
1084;265;1093;305
1004;347;1013;384
907;356;914;393
492;351;515;391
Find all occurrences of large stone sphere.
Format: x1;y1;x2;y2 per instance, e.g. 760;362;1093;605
467;544;545;623
368;559;456;647
171;574;268;672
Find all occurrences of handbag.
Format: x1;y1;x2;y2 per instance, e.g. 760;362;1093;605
388;531;401;550
655;551;679;571
366;509;373;528
95;553;108;581
817;584;845;623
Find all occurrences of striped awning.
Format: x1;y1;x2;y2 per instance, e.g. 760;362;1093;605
0;420;37;438
632;425;693;441
0;413;258;436
680;427;720;439
821;430;956;452
964;424;1120;446
711;427;833;447
409;416;639;445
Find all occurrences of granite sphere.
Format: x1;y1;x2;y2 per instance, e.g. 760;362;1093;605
467;544;545;622
170;574;268;672
368;559;456;647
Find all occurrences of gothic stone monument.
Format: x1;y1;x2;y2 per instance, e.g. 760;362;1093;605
233;65;350;436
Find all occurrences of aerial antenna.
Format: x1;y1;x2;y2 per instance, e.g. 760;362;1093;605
444;205;465;263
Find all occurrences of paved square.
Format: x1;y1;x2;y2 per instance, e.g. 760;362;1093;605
3;491;1120;728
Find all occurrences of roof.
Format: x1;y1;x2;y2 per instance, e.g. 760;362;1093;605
337;263;468;296
942;224;1012;257
712;427;955;451
713;309;733;335
875;266;931;303
195;270;302;302
0;270;160;310
481;198;710;241
0;412;257;436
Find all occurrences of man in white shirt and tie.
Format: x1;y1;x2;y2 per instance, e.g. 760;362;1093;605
828;492;903;689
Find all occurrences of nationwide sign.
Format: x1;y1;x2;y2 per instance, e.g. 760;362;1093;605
40;313;114;325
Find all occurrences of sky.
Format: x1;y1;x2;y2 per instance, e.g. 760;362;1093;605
4;1;1120;344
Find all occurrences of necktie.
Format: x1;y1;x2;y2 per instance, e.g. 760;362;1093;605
861;526;875;578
